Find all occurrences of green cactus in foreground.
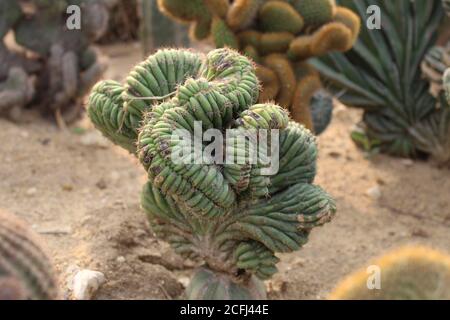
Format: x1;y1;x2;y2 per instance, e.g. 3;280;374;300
88;48;336;299
330;246;450;300
312;0;450;166
0;0;111;123
156;0;361;135
0;210;58;300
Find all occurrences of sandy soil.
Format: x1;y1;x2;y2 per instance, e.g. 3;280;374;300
0;43;449;300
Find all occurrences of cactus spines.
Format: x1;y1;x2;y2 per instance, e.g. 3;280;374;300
256;65;280;101
227;0;263;31
211;17;240;49
333;6;361;43
156;0;360;134
330;246;450;300
292;0;336;28
204;0;230;19
290;67;322;131
262;54;297;107
259;1;304;34
309;22;353;56
88;48;336;299
157;0;210;24
0;210;58;300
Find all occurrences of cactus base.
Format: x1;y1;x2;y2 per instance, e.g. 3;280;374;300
185;268;267;300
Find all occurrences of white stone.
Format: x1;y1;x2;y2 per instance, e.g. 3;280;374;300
116;256;126;263
178;276;190;288
71;269;106;300
366;185;382;200
401;159;414;167
26;187;37;196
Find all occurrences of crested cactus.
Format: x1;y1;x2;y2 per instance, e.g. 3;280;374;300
0;210;58;300
87;48;336;299
329;246;450;300
312;0;450;166
156;0;360;135
0;0;110;123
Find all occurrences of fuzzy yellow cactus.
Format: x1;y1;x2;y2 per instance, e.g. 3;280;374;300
330;246;450;300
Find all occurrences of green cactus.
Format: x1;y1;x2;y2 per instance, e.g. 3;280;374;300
312;0;450;165
211;17;239;49
226;0;264;31
186;268;267;300
292;0;336;28
0;210;59;300
330;246;450;300
0;0;109;123
88;48;336;299
157;0;212;41
259;1;304;34
157;0;360;135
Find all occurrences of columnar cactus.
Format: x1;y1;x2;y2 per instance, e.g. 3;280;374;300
0;0;111;123
156;0;361;135
329;246;450;300
312;0;450;166
0;210;58;300
88;48;336;299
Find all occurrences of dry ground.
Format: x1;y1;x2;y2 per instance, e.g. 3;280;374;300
0;43;449;299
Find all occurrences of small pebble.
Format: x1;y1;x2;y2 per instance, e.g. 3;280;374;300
401;159;414;167
62;184;74;192
411;228;429;238
96;179;107;190
26;187;37;196
366;186;382;200
71;269;106;300
116;256;126;263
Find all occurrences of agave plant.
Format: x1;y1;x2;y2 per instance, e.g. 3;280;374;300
311;0;450;165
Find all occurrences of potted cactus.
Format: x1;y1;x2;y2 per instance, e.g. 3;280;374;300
87;47;336;299
0;0;112;123
311;0;450;166
156;0;361;135
0;210;59;300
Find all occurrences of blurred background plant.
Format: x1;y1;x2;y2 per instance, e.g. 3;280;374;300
98;0;190;53
0;0;115;124
0;209;58;300
330;246;450;300
311;0;450;166
156;0;361;135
